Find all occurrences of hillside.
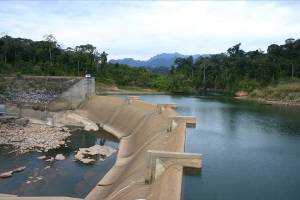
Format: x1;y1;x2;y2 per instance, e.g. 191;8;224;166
109;52;209;68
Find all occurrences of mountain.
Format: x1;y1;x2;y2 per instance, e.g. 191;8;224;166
109;52;209;68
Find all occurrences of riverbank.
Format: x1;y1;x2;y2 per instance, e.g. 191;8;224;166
95;82;167;95
235;80;300;106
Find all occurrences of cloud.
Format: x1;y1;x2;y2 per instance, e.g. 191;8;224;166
0;1;300;59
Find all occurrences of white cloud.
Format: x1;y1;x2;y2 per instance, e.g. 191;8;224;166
0;1;300;59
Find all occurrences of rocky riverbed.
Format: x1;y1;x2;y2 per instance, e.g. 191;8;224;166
0;117;71;154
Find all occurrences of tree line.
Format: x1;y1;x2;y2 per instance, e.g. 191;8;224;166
0;34;163;89
0;34;299;93
168;38;300;93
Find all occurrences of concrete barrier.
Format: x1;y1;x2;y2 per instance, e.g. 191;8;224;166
59;77;95;108
47;77;95;111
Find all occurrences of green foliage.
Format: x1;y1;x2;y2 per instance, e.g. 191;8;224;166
0;35;300;95
16;72;23;78
231;79;260;92
250;79;300;102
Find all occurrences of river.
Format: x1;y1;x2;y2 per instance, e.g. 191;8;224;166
137;94;300;200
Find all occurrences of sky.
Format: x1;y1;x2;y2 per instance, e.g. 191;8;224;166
0;0;300;60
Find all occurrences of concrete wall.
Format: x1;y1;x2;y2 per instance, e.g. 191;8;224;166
59;77;95;108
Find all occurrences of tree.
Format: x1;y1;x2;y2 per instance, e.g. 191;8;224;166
43;34;57;66
99;51;108;71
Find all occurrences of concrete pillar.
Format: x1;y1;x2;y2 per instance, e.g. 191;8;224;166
146;150;202;184
156;103;177;114
173;116;196;127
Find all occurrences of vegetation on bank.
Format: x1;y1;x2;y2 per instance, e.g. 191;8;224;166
248;79;300;104
0;35;300;103
95;82;166;95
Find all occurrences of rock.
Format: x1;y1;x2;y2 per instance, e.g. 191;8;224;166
74;145;116;164
13;166;26;173
15;118;29;127
55;154;65;160
0;171;13;178
37;155;46;160
235;91;249;97
81;158;95;164
66;113;99;131
46;157;54;162
0;118;71;154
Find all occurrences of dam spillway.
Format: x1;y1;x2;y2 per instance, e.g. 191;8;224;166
80;95;201;200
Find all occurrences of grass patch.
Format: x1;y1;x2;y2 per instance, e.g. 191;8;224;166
250;79;300;103
95;81;165;94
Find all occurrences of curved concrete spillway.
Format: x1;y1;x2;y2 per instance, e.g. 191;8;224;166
80;96;201;200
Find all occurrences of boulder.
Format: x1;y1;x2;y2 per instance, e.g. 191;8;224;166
13;166;26;173
235;91;249;97
15;118;29;127
37;155;46;160
46;157;54;162
81;158;95;164
55;154;65;160
0;171;13;178
74;145;116;164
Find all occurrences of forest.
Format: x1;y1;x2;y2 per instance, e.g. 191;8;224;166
0;35;299;94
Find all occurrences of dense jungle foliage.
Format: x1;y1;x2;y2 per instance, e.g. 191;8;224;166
0;35;299;94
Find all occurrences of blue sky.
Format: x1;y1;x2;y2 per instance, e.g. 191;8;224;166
1;1;300;60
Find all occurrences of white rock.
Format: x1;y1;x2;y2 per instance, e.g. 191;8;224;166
37;155;46;160
55;154;65;160
46;157;54;162
0;171;13;178
13;166;26;173
74;145;116;164
81;158;95;164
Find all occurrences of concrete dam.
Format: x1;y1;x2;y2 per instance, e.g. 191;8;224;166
0;77;202;200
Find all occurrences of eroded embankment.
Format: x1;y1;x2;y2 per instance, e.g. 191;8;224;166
77;96;191;200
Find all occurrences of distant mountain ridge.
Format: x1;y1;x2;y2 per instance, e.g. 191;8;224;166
109;52;210;68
